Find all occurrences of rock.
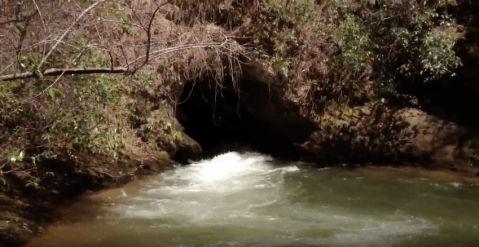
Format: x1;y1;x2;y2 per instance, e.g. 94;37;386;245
170;133;203;164
304;103;474;165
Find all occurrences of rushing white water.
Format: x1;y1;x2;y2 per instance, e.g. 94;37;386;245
28;152;479;247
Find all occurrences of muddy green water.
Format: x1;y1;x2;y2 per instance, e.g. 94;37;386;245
28;152;479;247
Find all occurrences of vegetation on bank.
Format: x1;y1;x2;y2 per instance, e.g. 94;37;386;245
0;0;474;244
0;0;466;184
169;0;466;163
0;0;244;188
246;0;461;111
0;1;243;244
1;2;164;188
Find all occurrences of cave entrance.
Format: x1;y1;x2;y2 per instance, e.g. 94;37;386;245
175;65;317;161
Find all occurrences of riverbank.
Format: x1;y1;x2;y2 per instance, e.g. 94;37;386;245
0;153;176;246
24;152;479;247
1;0;479;246
2;157;479;246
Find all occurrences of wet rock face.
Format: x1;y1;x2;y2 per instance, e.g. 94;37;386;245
171;134;203;164
175;63;317;161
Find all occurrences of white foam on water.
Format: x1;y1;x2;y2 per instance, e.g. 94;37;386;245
114;152;297;220
449;182;463;188
28;151;479;247
109;151;434;247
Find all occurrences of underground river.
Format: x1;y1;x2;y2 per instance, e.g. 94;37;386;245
28;152;479;247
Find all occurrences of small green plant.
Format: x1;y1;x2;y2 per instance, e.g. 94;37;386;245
338;14;372;74
98;1;134;35
173;131;183;141
0;80;21;99
19;53;42;72
74;74;120;104
137;124;153;138
25;181;39;189
267;0;314;24
162;122;172;134
47;87;63;100
271;55;291;78
7;149;25;163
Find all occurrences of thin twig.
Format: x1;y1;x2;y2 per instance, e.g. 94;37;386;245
31;0;47;33
15;10;38;67
0;18;26;25
147;44;227;65
127;42;223;68
130;2;167;74
35;50;86;98
37;0;106;71
0;63;14;75
119;44;130;71
0;43;224;81
144;6;162;66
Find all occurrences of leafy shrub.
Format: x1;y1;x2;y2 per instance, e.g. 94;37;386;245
332;0;461;101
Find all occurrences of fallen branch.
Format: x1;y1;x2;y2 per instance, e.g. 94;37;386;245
0;67;127;81
1;40;239;81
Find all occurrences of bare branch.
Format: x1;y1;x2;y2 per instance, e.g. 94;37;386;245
0;18;25;25
1;32;243;81
128;2;146;31
130;2;167;74
119;44;130;71
108;50;115;70
0;63;14;75
144;6;162;66
13;10;39;68
37;0;106;71
0;67;127;81
31;0;47;33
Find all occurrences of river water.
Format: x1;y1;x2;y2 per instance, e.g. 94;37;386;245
28;152;479;247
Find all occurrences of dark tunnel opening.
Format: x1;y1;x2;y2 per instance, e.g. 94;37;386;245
175;67;317;162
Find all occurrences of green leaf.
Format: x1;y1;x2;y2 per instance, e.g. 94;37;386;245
25;181;39;189
47;87;63;99
34;68;43;80
48;88;56;99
